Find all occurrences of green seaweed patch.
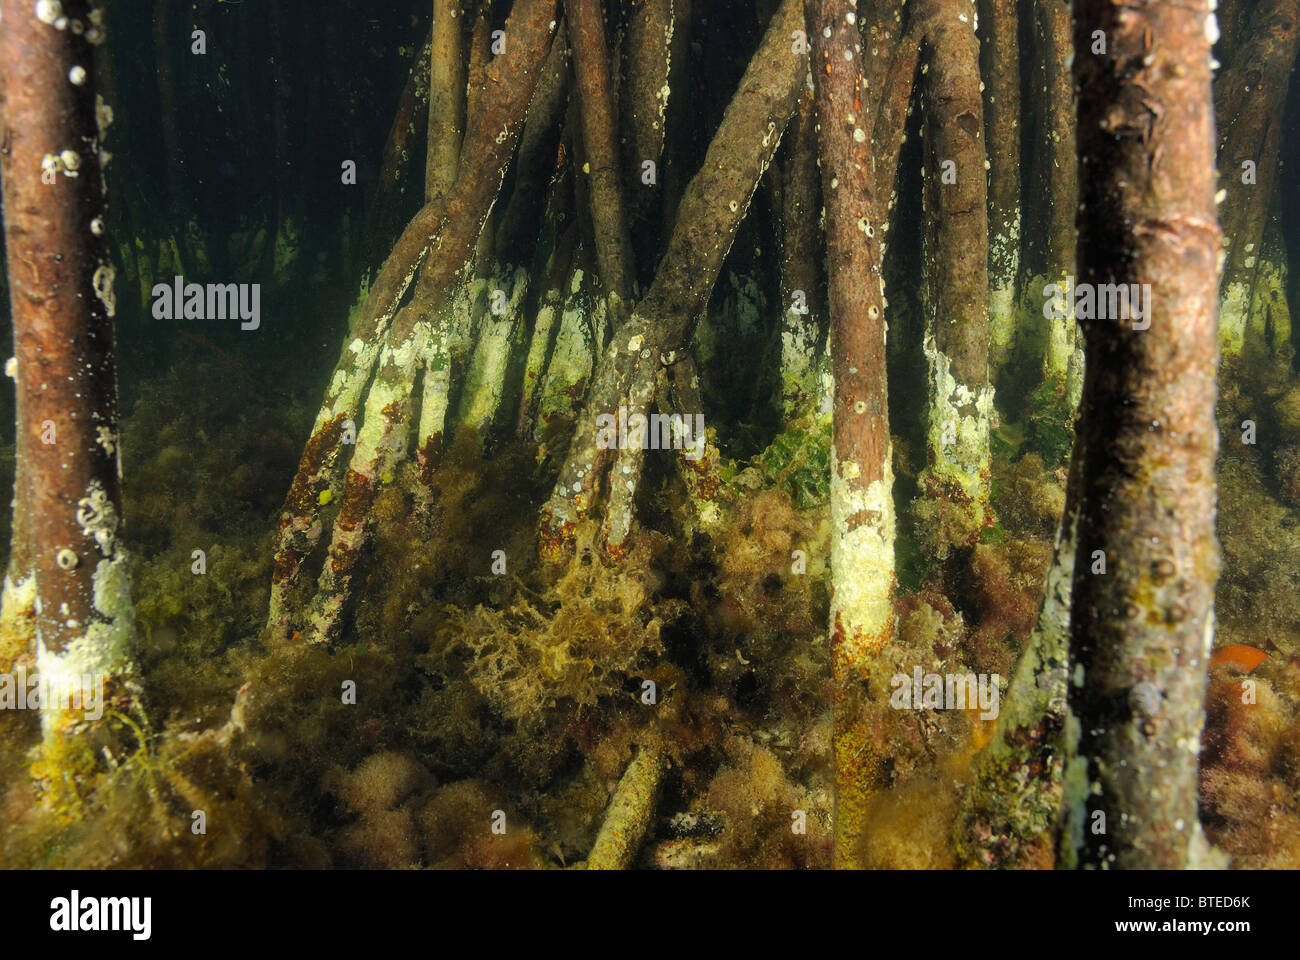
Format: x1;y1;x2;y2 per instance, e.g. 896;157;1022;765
754;418;831;508
1026;381;1074;466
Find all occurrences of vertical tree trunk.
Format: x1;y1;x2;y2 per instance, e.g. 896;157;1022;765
1031;0;1080;400
570;0;637;322
0;0;134;758
807;0;896;869
1063;0;1222;869
0;399;34;674
620;0;674;284
776;95;827;420
979;0;1020;374
1214;0;1299;371
914;0;993;557
426;0;467;203
869;24;919;241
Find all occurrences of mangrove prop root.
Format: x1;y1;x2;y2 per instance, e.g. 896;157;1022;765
587;748;665;869
980;0;1020;371
1214;0;1300;366
1063;0;1221;869
426;0;468;203
808;0;897;870
570;0;636;321
914;0;994;553
1030;0;1079;393
495;25;571;263
274;0;560;643
870;23;919;241
540;0;806;559
777;94;826;418
0;0;135;743
620;0;674;265
363;25;434;260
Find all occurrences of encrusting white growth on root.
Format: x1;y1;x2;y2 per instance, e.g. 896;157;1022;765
830;444;895;666
457;265;529;433
36;551;133;740
1219;278;1249;359
308;312;427;642
922;333;993;504
988;282;1016;360
780;300;820;416
415;306;454;465
535;268;601;441
520;286;561;424
988;215;1020;367
1032;271;1075;386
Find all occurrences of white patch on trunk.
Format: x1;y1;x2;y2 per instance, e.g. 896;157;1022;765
457;266;528;433
923;333;994;507
36;552;133;739
830;445;895;668
536;268;598;441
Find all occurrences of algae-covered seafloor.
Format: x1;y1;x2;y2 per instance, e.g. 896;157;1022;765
1;0;1299;870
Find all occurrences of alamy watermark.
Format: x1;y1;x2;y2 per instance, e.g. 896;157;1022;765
890;667;1001;721
151;274;260;330
596;406;706;461
0;669;104;721
50;890;151;940
1042;276;1152;329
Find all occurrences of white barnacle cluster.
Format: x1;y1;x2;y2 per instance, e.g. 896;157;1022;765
1204;12;1220;44
92;262;116;317
69;64;87;86
76;479;118;557
35;0;61;26
36;0;102;39
41;150;80;178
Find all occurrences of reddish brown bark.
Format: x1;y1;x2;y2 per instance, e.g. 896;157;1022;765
462;0;496;166
979;0;1020;305
1066;0;1222;870
0;0;127;654
569;0;636;319
426;0;468;203
620;0;674;263
495;24;570;262
808;0;895;868
919;0;989;390
870;24;919;230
